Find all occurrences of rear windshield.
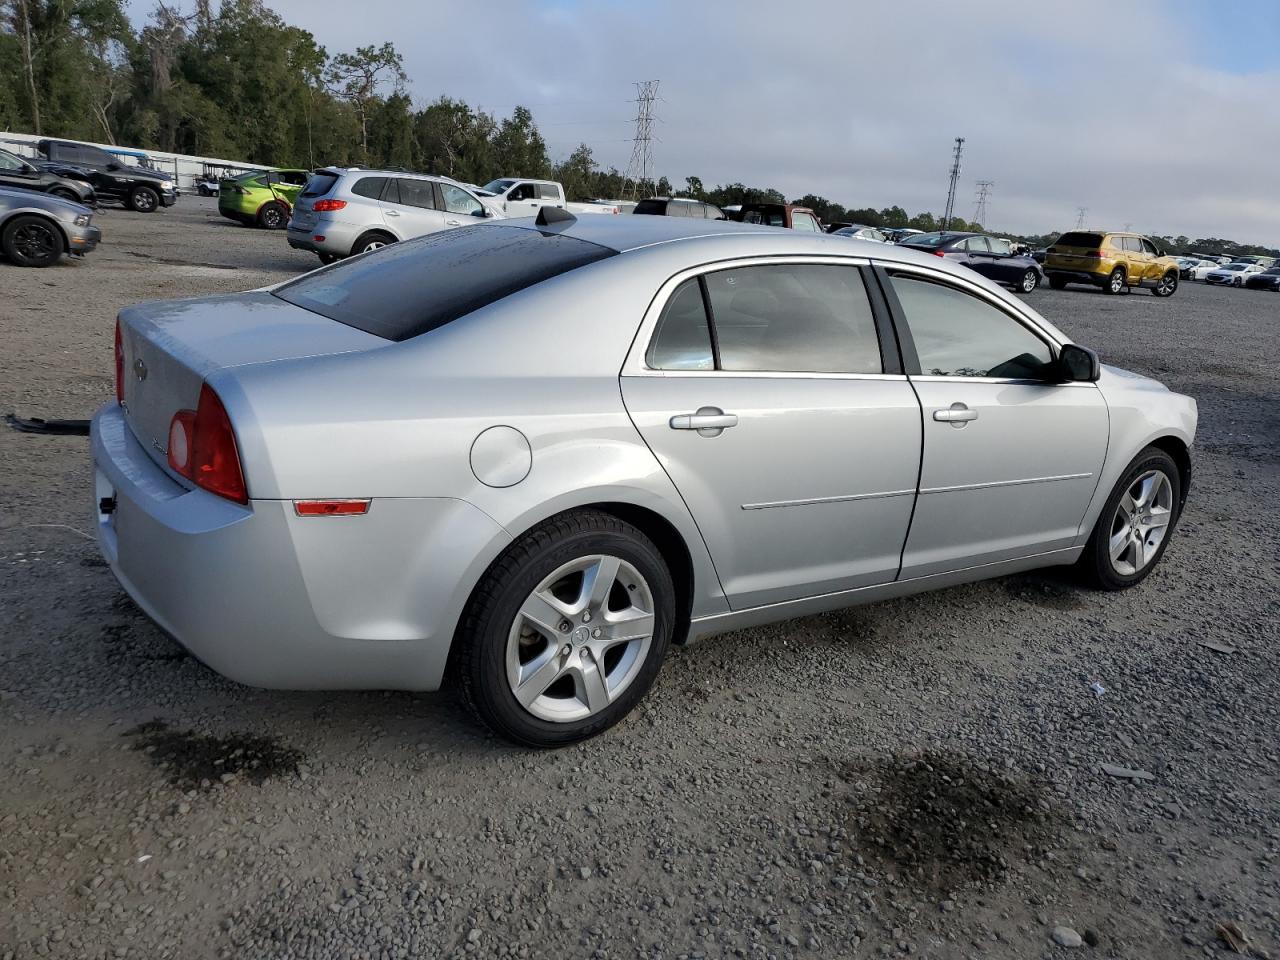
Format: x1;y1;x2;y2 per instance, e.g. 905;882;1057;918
301;172;338;197
273;225;617;342
633;199;667;215
899;232;954;248
1054;232;1104;248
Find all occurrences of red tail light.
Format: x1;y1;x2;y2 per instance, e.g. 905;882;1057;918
312;199;347;212
932;249;947;257
114;320;125;404
166;384;247;503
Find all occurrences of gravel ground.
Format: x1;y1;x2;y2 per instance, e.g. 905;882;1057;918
1;200;1278;960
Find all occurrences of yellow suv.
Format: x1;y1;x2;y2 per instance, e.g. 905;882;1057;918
1045;231;1181;296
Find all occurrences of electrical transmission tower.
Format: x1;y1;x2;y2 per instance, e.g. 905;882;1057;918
1075;207;1088;229
972;180;993;227
622;81;660;201
941;137;965;230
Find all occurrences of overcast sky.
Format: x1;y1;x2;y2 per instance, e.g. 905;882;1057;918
139;0;1279;243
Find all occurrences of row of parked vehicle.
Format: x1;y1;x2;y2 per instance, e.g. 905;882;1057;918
1172;254;1280;290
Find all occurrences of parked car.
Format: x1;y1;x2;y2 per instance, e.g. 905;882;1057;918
194;176;221;197
831;225;888;243
218;169;309;229
1179;258;1219;281
480;178;620;216
1204;262;1264;286
93;214;1196;746
1243;266;1280;291
733;203;823;232
0;186;101;267
633;197;727;220
1229;255;1276;268
883;228;923;243
899;231;1044;293
287;168;504;262
1044;231;1180;296
35;139;177;212
0;147;96;205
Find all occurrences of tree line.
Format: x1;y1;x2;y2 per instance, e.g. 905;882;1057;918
1;0;1274;257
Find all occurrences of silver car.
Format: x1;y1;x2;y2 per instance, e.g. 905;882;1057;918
286;167;503;263
92;215;1196;746
0;185;101;267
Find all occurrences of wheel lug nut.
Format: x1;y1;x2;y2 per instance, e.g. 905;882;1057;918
581;612;591;624
559;621;571;633
561;644;572;656
592;628;601;639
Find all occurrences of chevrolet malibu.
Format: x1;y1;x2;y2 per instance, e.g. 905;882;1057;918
92;213;1197;746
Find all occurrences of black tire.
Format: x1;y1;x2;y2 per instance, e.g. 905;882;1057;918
48;187;80;202
350;231;394;256
1017;268;1039;294
1078;446;1182;591
1048;275;1068;290
1152;272;1178;297
257;202;288;230
1103;267;1126;295
128;185;159;213
457;509;675;747
1;214;63;267
1232;277;1243;287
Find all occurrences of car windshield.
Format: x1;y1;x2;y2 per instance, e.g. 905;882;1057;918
1222;264;1246;271
481;179;516;194
273;225;617;342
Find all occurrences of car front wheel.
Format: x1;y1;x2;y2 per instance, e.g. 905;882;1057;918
457;510;675;747
1079;447;1182;591
1;214;63;267
128;185;159;213
1152;272;1178;297
1017;268;1039;294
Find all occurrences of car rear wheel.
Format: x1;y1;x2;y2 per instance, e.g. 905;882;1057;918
1104;267;1126;295
257;202;288;230
1017;269;1039;294
128;185;159;213
351;232;394;256
1078;447;1181;591
1048;275;1068;290
1152;272;1178;297
457;509;675;747
1;214;63;267
48;188;80;202
1233;277;1243;287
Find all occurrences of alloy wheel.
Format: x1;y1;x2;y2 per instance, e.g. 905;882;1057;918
362;240;385;252
133;190;156;212
13;222;57;262
1020;269;1038;293
1155;273;1177;296
505;554;655;723
1107;469;1174;576
1108;269;1125;294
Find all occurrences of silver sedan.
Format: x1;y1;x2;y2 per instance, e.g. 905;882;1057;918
92;214;1197;746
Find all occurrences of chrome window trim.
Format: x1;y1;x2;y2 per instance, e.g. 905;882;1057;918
621;254;875;379
910;374;1095;388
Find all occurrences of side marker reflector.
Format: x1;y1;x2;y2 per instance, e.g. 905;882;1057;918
293;499;370;517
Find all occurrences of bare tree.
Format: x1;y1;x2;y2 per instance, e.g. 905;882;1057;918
9;0;41;133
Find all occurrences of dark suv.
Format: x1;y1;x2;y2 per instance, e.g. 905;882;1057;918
35;140;177;213
633;197;727;220
0;148;95;205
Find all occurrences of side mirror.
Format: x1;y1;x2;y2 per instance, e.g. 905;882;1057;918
1058;344;1100;382
106;161;121;170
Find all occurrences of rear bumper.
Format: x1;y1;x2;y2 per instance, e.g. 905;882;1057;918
90;403;509;691
286;222;359;256
1045;269;1107;286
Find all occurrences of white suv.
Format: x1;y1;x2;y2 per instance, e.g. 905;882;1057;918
287;168;504;263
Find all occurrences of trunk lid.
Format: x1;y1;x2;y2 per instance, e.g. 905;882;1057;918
117;291;387;475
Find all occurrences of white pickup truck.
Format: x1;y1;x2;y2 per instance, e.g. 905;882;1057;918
477;178;620;216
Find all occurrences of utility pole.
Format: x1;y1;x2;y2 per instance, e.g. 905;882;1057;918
622;81;659;201
1075;207;1088;230
941;137;964;230
972;180;993;227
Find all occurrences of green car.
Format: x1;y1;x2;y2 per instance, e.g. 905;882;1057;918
217;169;309;229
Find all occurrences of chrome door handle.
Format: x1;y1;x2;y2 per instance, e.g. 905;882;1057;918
445;219;462;225
670;406;738;436
385;210;400;217
933;403;978;427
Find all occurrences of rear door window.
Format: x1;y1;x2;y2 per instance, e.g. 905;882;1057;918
646;279;714;370
395;178;438;209
704;264;882;374
963;236;990;253
273;225;617;341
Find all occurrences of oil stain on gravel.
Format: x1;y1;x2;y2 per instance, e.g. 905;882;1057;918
839;752;1058;891
125;720;304;790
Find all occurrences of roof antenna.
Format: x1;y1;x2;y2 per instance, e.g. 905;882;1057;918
536;206;576;227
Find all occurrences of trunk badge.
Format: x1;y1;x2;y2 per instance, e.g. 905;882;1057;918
134;358;147;381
